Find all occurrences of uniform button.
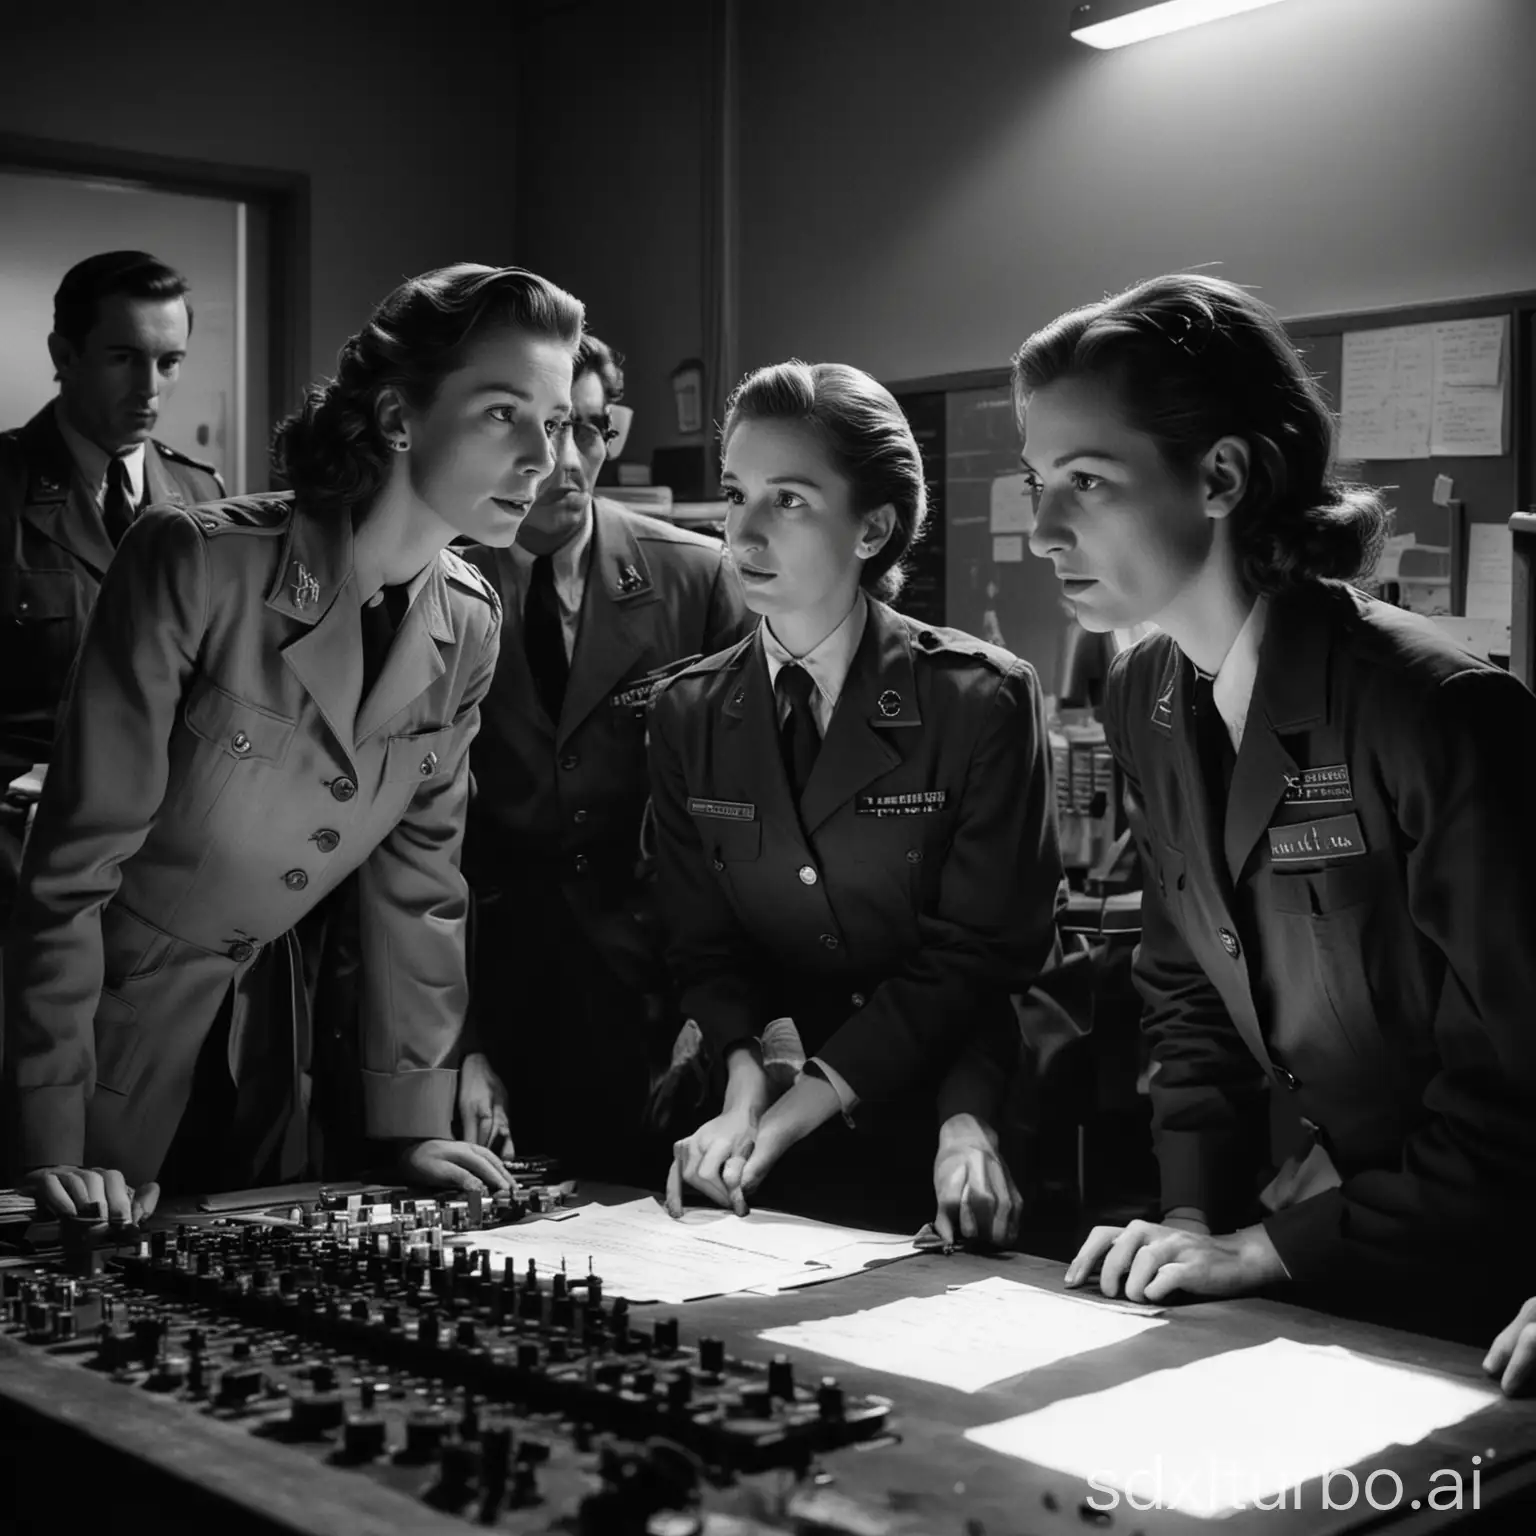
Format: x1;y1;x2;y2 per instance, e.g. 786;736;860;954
850;993;866;1008
419;751;437;776
17;599;31;614
560;753;580;771
573;809;588;824
330;777;357;802
574;855;590;875
1276;1068;1301;1092
1217;927;1240;958
229;941;256;963
905;849;922;864
797;864;818;885
231;731;252;756
820;933;839;950
283;869;309;891
711;857;725;872
312;829;340;853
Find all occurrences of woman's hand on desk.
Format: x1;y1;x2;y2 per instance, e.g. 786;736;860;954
1064;1219;1287;1303
396;1139;513;1194
1484;1298;1536;1396
23;1165;159;1227
932;1115;1021;1248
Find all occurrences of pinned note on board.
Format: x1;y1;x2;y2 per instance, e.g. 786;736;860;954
1431;474;1455;506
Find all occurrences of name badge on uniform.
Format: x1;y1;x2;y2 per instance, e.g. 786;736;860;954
855;790;949;817
688;797;756;821
1283;763;1352;806
1268;812;1367;865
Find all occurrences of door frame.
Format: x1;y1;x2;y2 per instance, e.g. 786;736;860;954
0;131;309;484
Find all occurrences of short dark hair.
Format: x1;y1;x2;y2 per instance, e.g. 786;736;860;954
271;263;585;513
575;333;625;403
52;250;193;350
1011;272;1390;595
721;360;928;604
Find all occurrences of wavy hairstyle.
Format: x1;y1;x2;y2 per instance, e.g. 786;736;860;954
721;360;928;604
271;264;584;513
1011;273;1389;594
52;250;193;351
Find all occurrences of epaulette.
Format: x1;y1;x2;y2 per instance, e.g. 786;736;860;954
651;635;751;702
189;494;294;536
152;438;222;479
907;620;1015;674
442;546;499;607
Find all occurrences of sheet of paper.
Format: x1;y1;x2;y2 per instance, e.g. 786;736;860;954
1464;521;1513;622
992;534;1025;563
1431;387;1505;455
1339;325;1433;460
758;1276;1164;1393
445;1198;915;1304
1433;315;1506;389
989;472;1034;534
1369;531;1417;583
966;1338;1497;1517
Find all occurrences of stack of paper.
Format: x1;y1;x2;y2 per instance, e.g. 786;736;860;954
759;1276;1165;1392
445;1197;919;1304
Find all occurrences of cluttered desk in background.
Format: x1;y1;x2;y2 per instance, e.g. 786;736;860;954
4;1176;1534;1536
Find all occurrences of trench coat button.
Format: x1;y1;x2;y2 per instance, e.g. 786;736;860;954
312;829;340;853
820;933;840;950
231;731;252;755
283;869;310;891
573;808;589;824
419;751;437;776
712;856;725;871
17;599;31;614
1217;926;1240;958
560;753;580;771
331;776;357;802
1276;1067;1301;1092
229;941;255;963
851;992;866;1007
798;864;818;885
574;855;590;875
905;849;922;864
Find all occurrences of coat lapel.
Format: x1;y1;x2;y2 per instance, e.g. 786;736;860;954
473;548;554;745
799;599;911;837
142;441;192;509
274;504;365;758
719;632;802;838
16;407;116;578
354;566;453;744
1222;589;1329;886
558;502;657;746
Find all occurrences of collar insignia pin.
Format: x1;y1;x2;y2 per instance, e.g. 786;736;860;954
878;689;902;718
618;562;644;593
292;562;320;609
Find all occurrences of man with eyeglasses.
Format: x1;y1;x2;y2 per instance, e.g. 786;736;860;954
456;334;751;1178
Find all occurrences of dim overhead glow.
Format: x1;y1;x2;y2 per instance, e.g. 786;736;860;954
1070;0;1297;49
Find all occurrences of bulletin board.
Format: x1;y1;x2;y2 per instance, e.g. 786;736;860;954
891;290;1536;681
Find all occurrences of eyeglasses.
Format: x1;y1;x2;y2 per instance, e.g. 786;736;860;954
551;417;621;454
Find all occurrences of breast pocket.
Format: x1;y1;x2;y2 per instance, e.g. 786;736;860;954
170;676;297;827
3;567;87;689
1270;855;1384;1061
381;725;460;815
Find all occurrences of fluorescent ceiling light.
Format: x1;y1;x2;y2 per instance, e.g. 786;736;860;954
1071;0;1297;49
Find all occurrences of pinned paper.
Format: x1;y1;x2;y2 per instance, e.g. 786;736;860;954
992;535;1025;564
1463;522;1513;626
989;472;1034;534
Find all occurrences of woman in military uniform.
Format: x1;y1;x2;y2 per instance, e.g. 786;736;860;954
1012;274;1536;1336
4;263;585;1226
649;361;1063;1236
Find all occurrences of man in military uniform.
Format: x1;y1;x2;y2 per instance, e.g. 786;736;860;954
458;334;751;1177
1;250;223;956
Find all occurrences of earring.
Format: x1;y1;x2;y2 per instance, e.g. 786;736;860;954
390;437;409;452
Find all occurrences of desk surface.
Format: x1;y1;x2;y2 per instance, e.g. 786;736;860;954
4;1183;1534;1535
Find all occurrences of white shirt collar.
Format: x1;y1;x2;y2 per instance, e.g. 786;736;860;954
762;592;868;721
54;399;145;508
1207;595;1268;751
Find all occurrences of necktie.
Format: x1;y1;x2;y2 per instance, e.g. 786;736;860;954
360;585;410;703
103;456;135;546
525;553;569;724
1193;671;1236;810
777;663;822;799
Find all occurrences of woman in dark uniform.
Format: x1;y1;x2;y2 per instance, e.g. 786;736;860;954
649;361;1063;1236
1010;274;1536;1336
4;263;584;1228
